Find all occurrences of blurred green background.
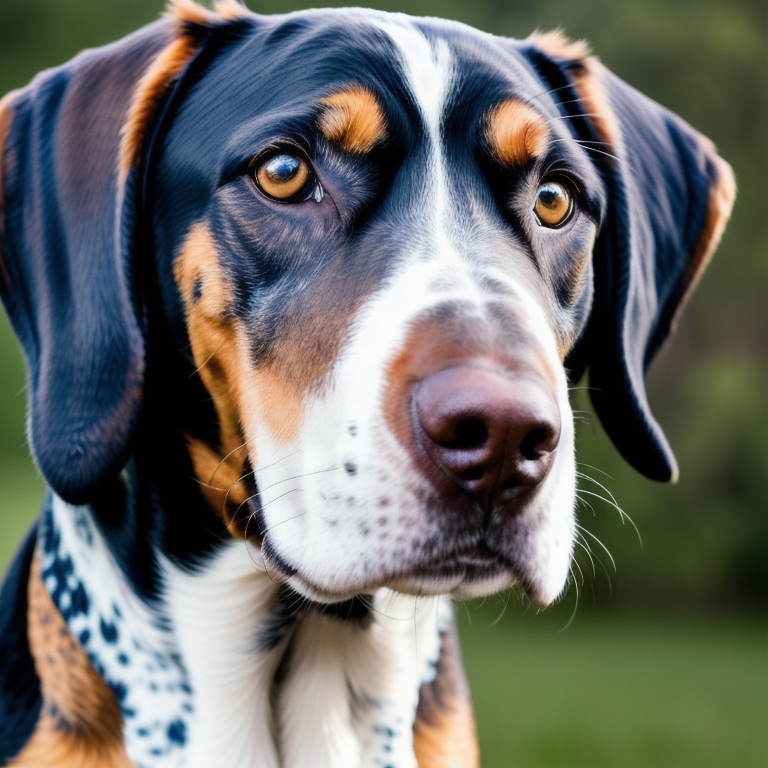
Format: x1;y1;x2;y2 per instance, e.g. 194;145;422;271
0;1;766;766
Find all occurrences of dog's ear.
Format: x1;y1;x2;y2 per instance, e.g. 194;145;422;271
523;33;735;482
0;1;247;503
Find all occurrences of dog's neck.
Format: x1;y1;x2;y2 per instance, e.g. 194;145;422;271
40;494;447;768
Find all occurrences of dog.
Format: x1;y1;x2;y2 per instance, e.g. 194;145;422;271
0;0;734;765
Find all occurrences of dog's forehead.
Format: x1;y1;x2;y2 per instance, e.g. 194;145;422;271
155;10;586;259
197;9;550;129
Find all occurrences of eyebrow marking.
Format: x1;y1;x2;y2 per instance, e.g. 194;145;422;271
486;99;551;167
319;86;386;154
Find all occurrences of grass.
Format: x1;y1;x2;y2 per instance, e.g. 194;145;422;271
457;601;768;768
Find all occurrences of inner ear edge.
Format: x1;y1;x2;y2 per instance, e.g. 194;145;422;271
678;151;736;318
118;31;204;188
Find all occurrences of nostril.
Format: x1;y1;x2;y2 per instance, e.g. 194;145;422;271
449;418;488;449
519;426;557;461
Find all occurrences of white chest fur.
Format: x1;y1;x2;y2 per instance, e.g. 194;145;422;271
43;497;449;767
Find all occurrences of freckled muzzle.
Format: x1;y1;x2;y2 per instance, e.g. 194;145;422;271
410;365;561;513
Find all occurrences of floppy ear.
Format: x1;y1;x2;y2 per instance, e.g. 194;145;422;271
0;2;241;503
524;33;736;482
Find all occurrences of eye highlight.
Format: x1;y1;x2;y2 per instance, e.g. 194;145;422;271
255;153;311;200
533;180;573;228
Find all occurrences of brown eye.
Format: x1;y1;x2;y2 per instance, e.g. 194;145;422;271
256;153;310;200
533;181;573;228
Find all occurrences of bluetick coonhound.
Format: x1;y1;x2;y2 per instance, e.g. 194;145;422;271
0;0;734;765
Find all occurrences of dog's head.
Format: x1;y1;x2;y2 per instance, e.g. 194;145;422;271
0;1;734;606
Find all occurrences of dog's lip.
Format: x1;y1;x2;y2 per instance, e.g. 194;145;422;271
416;540;509;572
261;538;545;605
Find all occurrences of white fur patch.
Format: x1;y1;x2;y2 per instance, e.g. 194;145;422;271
159;541;284;767
278;591;449;768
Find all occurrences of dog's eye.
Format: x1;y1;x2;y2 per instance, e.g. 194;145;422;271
533;181;573;228
255;153;312;200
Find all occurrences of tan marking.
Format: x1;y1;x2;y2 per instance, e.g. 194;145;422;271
175;222;254;530
570;58;619;148
487;100;550;167
213;0;250;21
319;87;387;154
175;223;308;529
0;90;18;291
167;0;219;26
413;621;479;768
175;222;309;451
166;0;211;25
527;29;591;63
679;151;736;314
9;552;135;768
414;696;478;768
251;367;305;446
186;433;250;530
118;32;200;187
167;0;249;25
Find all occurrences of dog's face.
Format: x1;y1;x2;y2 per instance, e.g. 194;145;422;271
0;3;734;608
166;13;607;606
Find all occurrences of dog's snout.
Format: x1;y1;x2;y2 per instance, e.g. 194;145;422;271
411;366;561;509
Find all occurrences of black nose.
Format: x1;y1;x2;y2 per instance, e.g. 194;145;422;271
411;366;561;509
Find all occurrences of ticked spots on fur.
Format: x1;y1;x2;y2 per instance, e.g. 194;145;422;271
40;499;194;765
319;86;387;154
9;552;134;768
486;99;550;167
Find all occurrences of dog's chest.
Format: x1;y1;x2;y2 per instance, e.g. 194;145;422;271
40;495;447;768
